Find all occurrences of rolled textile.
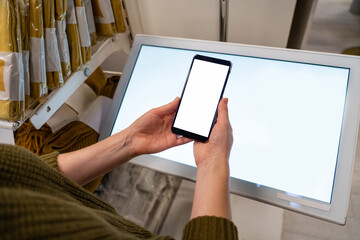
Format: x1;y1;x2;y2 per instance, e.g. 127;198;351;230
55;0;71;80
14;121;52;155
110;0;126;33
0;0;25;121
92;0;116;37
84;0;96;45
84;66;107;95
74;0;91;64
19;0;30;108
43;0;64;91
66;0;83;72
100;75;119;99
29;0;47;99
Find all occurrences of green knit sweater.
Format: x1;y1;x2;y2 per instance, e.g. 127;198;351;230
0;144;238;240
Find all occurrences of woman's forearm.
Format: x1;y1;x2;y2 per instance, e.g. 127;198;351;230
57;129;135;186
191;160;231;220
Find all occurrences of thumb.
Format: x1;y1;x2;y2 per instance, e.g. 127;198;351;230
217;98;229;124
155;97;180;115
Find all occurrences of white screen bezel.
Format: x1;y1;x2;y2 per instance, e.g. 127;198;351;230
99;35;360;224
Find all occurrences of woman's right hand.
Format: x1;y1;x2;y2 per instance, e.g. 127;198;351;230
190;98;233;220
193;98;233;168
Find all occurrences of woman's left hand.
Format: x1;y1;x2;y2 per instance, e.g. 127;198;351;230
125;97;192;157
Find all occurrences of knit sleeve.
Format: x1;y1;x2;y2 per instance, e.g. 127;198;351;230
39;151;61;170
182;216;238;240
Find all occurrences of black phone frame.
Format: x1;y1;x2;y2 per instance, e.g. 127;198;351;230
171;54;232;142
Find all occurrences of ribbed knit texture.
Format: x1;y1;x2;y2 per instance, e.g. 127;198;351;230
182;216;238;240
0;144;238;239
39;151;60;168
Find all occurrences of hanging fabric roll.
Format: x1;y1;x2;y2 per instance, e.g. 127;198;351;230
0;0;25;121
92;0;116;37
55;0;71;80
74;0;91;64
66;0;82;72
43;0;64;91
29;0;47;99
84;0;96;46
110;0;126;33
19;0;30;108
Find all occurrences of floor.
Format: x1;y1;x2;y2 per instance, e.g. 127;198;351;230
282;0;360;239
96;0;360;239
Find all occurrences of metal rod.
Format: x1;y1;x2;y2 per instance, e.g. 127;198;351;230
220;0;229;42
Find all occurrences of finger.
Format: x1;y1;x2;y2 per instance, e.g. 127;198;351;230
155;97;180;116
217;98;230;124
175;136;193;146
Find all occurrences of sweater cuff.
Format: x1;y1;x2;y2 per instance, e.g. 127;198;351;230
182;216;238;240
39;151;61;170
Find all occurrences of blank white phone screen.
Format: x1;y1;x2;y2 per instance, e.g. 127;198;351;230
173;59;230;137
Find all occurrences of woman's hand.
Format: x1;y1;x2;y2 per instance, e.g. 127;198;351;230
193;98;233;168
191;98;234;220
126;97;192;157
57;98;192;186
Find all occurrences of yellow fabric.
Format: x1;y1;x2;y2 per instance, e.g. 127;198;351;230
66;24;83;72
84;0;96;45
84;66;107;95
66;0;83;72
55;0;72;80
110;0;126;33
30;82;47;100
90;32;97;46
15;121;52;155
95;22;116;37
0;100;22;121
75;0;91;64
45;71;63;90
0;59;4;92
100;75;120;98
80;45;91;64
29;0;43;38
43;0;64;90
92;0;116;37
29;0;48;99
0;0;19;52
41;121;99;154
19;0;29;54
0;0;25;121
19;0;30;107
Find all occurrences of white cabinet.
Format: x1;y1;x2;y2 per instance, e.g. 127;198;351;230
124;0;309;48
228;0;296;47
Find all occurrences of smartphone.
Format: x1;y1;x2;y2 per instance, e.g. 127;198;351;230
171;54;232;142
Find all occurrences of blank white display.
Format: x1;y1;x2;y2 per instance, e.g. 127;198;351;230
174;59;230;137
111;45;349;203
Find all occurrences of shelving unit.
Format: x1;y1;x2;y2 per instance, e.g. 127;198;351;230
0;32;131;144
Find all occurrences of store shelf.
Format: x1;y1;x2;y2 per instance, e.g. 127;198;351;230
30;33;130;129
0;33;131;143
